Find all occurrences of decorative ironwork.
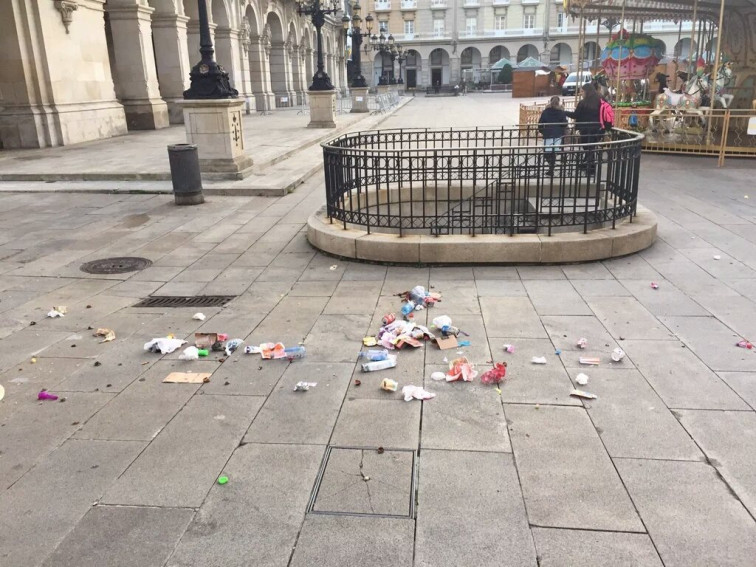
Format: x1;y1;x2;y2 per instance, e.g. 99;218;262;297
183;0;238;99
321;126;644;237
342;3;373;88
367;32;402;85
54;0;78;34
296;0;342;91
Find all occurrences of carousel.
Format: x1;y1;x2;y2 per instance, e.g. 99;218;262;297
559;0;756;165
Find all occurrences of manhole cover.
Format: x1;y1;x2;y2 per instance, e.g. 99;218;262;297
133;295;235;308
308;446;416;518
80;257;152;275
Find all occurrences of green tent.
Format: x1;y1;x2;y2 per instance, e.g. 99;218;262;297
491;58;517;70
515;56;545;69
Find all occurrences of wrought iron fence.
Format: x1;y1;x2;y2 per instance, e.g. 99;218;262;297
322;125;644;237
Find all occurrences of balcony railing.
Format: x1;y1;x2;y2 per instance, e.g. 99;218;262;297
480;27;543;37
430;0;447;7
400;0;417;9
493;0;510;4
374;1;391;11
521;0;540;4
463;0;480;6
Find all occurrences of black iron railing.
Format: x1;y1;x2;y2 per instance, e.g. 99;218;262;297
322;125;644;236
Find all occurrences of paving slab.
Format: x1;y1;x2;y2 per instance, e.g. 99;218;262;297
166;443;324;567
570;278;633;297
427;280;480;314
102;394;262;507
566;368;702;460
424;313;491;366
517;266;566;280
474;279;528;297
304;314;372;363
0;392;112;489
505;404;643;531
312;447;413;515
678;410;756;516
0;356;87;410
619;279;709;317
522;280;593;315
41;505;194;567
616;458;756;567
472;266;520;280
621;339;748;410
561;262;615;279
602;256;661;280
244;362;352;444
323;280;384;315
349;347;423;401
0;439;144;567
414;450;536;567
480;297;547;338
660;315;756;372
290;515;414;567
532;528;663;567
586;297;672;340
330;398;421;450
718;372;756;409
541;314;624;368
0;329;76;373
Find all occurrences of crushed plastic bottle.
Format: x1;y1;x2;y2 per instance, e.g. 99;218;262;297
283;346;306;359
401;301;416;317
358;349;389;361
225;339;244;356
362;355;398;372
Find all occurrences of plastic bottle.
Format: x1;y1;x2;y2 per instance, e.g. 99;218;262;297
284;346;306;359
409;286;427;304
400;301;416;317
441;325;460;337
361;356;397;372
358;349;389;361
197;349;209;357
432;315;452;329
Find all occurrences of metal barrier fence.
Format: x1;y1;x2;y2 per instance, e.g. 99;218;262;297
322;125;643;237
520;102;756;165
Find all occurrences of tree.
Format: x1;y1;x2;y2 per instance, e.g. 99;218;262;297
497;64;513;85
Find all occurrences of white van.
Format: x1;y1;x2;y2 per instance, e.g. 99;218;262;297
561;72;593;96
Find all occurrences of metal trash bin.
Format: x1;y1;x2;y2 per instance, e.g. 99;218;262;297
167;144;204;205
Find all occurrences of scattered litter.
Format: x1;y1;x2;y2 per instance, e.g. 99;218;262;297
570;389;597;400
225;339;244;356
377;447;384;454
163;372;212;384
217;476;229;485
211;341;225;352
446;356;477;382
47;309;65;318
713;255;721;260
192;313;206;321
195;333;218;349
53;306;67;314
495;387;502;395
432;315;453;329
31;357;37;364
329;265;338;270
401;300;416;318
576;337;588;349
458;340;471;347
611;348;626;362
0;384;4;402
503;344;515;353
480;362;507;385
531;356;547;365
358;349;389;361
178;346;208;360
650;282;659;289
382;313;396;326
736;340;753;349
362;355;397;372
381;378;399;392
38;390;58;401
554;349;562;356
244;345;260;354
430;371;446;381
435;335;458;350
144;338;187;354
576;373;589;386
579;357;601;366
260;342;285;359
354;379;362;386
294;381;317;391
363;336;378;347
94;328;116;343
402;385;435;401
217;333;228;341
284;346;306;359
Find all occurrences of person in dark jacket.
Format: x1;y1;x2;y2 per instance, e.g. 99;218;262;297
538;96;568;176
565;83;602;176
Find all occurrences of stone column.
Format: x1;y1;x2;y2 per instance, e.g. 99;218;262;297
151;13;191;124
249;36;274;111
238;28;256;112
297;47;308;104
215;27;242;92
308;90;336;128
106;2;169;129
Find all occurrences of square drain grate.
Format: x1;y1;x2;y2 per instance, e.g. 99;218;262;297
307;446;416;519
133;295;235;308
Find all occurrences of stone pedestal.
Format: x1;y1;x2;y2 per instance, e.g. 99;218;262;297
377;85;391;96
179;99;253;175
350;87;369;113
307;90;336;128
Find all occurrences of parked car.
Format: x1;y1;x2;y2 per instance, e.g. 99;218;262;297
561;72;593;96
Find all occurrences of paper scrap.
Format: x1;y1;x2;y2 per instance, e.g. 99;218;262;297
294;381;317;391
435;335;459;350
402;385;435;401
570;388;597;400
579;357;601;366
47;309;65;318
94;328;115;343
163;372;212;384
531;356;547;365
192;313;206;321
576;373;589;386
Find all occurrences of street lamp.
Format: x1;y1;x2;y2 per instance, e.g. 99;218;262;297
395;44;406;85
341;2;373;88
183;0;237;98
368;33;400;85
296;0;342;91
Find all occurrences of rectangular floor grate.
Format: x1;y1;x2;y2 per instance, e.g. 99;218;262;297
133;295;235;308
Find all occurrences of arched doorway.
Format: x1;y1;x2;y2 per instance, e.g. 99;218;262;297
550;43;572;68
517;44;539;63
373;52;393;84
489;45;510;66
404;49;421;88
583;41;599;68
429;48;450;86
460;46;481;74
266;12;288;106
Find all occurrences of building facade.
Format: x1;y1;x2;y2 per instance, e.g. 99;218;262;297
0;0;346;149
363;0;692;88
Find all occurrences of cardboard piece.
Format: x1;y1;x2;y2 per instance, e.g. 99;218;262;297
163;372;212;384
195;333;218;349
435;335;459;350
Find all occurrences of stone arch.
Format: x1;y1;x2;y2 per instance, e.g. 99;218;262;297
429;47;450;86
489;45;510;65
583;41;600;67
550;42;572;67
460;46;481;70
404;48;421;88
517;44;538;63
373;51;394;84
266;11;288;105
288;21;305;102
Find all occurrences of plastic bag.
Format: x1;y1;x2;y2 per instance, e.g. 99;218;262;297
446;356;477;382
480;362;507;385
144;338;187;354
402;385;435;401
179;346;200;361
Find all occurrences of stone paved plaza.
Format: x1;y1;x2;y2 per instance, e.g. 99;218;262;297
1;96;756;566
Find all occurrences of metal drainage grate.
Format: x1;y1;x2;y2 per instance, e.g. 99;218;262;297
133;295;235;308
80;257;152;275
307;446;416;519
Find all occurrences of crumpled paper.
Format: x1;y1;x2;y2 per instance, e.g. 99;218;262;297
94;328;116;343
402;385;435;401
144;337;187;354
446;356;477;382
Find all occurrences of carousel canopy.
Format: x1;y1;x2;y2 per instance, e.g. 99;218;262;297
566;0;755;22
491;58;517;70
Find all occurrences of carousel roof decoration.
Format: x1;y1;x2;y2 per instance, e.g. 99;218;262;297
600;28;666;79
565;0;754;22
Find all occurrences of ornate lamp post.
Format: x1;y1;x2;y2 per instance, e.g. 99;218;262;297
395;44;406;85
369;33;398;86
296;0;342;91
341;2;373;88
183;0;237;98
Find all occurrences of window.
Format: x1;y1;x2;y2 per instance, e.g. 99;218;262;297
523;14;535;29
379;20;389;34
465;16;477;35
433;18;445;37
404;20;415;37
494;15;506;30
556;10;567;28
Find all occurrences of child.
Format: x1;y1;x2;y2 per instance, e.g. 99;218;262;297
538;96;568;176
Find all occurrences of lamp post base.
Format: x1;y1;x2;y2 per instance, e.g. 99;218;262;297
350;87;369;113
307;90;337;128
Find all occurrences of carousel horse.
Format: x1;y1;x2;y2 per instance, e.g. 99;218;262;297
711;62;734;108
592;71;612;101
648;73;709;132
